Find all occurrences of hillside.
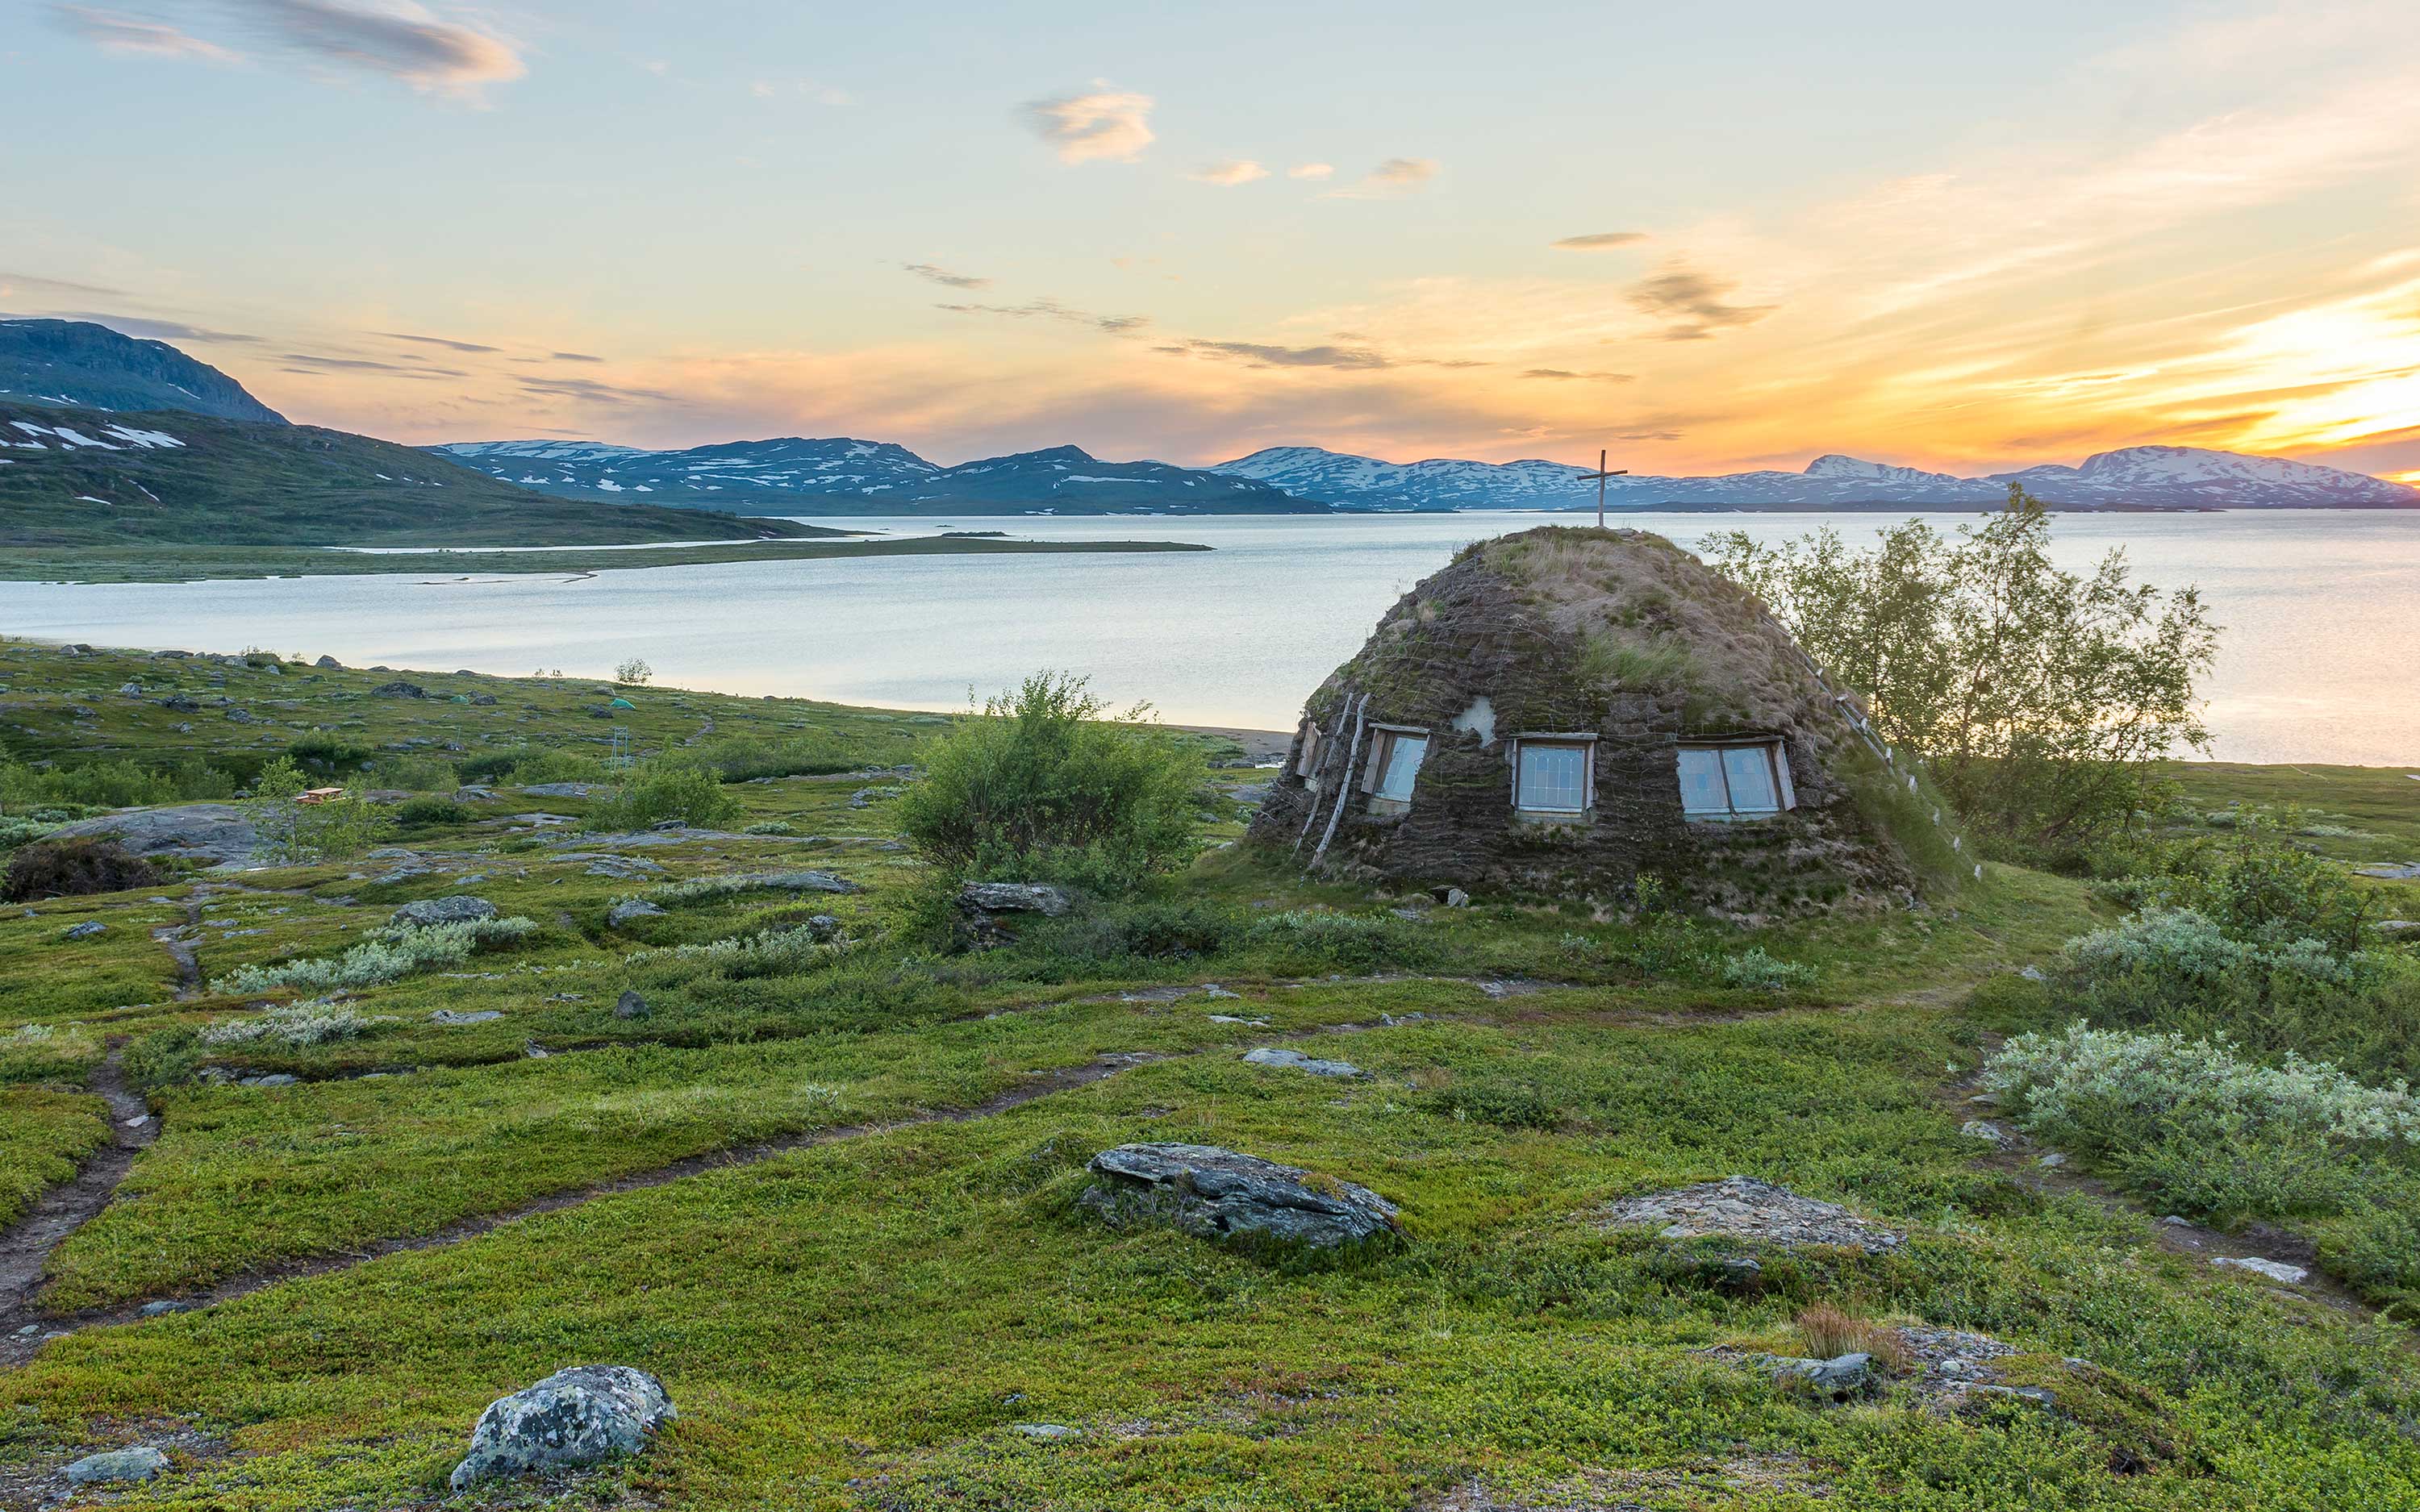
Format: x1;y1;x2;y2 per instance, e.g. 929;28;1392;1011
0;640;2416;1506
1216;444;2420;511
0;319;287;423
0;403;833;547
432;438;1326;514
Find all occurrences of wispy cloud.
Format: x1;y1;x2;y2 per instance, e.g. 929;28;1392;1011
282;351;464;377
1189;159;1268;186
1523;368;1634;383
1553;231;1647;252
48;5;240;62
1626;265;1773;340
1019;87;1154;165
1325;156;1437;198
903;262;992;290
35;312;259;343
232;0;525;94
937;298;1149;335
0;272;130;299
516;374;683;406
1162;339;1391;370
373;329;499;353
549;351;604;363
1287;162;1333;181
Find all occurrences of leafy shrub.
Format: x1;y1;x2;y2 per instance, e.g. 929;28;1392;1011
2;838;164;902
199;1001;396;1048
624;924;837;978
695;735;865;782
586;761;741;832
894;672;1204;892
0;818;51;852
246;756;395;863
373;754;463;793
1719;947;1817;992
394;798;470;827
285;736;371;773
211;916;536;995
501;749;613;786
1040;899;1238;962
1244;909;1434;972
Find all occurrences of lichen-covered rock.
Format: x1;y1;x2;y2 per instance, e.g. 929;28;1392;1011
448;1364;675;1490
62;1446;169;1485
614;989;649;1020
1597;1175;1905;1254
606;898;666;927
43;804;261;867
959;881;1073;916
391;894;498;928
756;869;861;894
1242;1047;1366;1078
1080;1143;1400;1250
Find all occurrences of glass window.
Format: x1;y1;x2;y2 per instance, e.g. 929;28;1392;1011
1516;741;1589;812
1721;745;1781;812
1676;748;1729;814
1373;732;1428;800
1679;741;1793;818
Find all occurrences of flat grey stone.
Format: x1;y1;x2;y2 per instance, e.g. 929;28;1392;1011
1242;1046;1365;1078
1079;1142;1400;1250
1959;1119;2009;1146
2213;1256;2309;1285
959;881;1074;916
1012;1423;1077;1440
62;1447;169;1485
607;899;666;927
449;1364;675;1490
1598;1176;1905;1254
44;803;259;866
391;894;498;928
431;1009;504;1026
62;920;106;940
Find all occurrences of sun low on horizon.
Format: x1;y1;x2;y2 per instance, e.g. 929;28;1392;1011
4;0;2418;481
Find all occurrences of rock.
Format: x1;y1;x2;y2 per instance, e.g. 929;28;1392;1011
2213;1256;2309;1285
44;803;260;867
2356;863;2420;881
448;1364;676;1491
1012;1423;1077;1440
1440;887;1471;908
62;920;106;940
315;655;342;669
119;681;142;696
1208;1014;1271;1027
1959;1119;2010;1146
391;895;499;928
1242;1047;1366;1078
432;1009;504;1026
2159;1214;2193;1227
756;869;861;894
2018;964;2048;982
61;1446;169;1485
614;990;649;1020
2036;1152;2067;1169
2376;919;2420;939
1771;1352;1871;1396
139;1299;190;1317
585;858;662;880
1203;985;1242;1000
607;899;666;927
1079;1143;1400;1251
1597;1176;1906;1254
519;782;599;798
959;881;1073;916
372;681;428;699
239;1073;298;1087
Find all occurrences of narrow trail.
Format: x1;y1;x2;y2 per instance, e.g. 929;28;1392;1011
0;1012;1428;1364
149;891;204;1001
0;1047;157;1349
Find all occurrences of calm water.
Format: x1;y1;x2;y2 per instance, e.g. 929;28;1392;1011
2;510;2414;765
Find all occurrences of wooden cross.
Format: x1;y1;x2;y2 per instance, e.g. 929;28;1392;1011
1579;448;1628;527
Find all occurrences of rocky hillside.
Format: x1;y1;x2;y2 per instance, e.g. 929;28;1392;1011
0;403;830;547
1215;444;2418;511
0;319;287;424
432;439;1324;515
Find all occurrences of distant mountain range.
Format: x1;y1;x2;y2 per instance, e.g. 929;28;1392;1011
0;318;287;423
1212;445;2420;511
427;438;1316;514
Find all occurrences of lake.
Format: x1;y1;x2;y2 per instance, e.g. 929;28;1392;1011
2;510;2414;766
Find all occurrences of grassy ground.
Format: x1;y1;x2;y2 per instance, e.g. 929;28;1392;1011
0;638;2417;1508
0;535;1212;585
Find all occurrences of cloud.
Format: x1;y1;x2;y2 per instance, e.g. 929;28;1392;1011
515;374;684;406
282;351;463;377
0;272;129;299
1189;160;1268;187
48;6;240;61
1626;265;1774;340
1019;88;1154;165
1325;156;1437;198
903;262;992;290
1552;231;1648;252
373;329;499;353
1522;368;1635;383
232;0;525;93
1287;162;1333;180
936;298;1148;335
37;311;259;343
549;351;603;363
1162;339;1392;370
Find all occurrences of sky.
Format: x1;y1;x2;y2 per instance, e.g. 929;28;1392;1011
4;0;2417;481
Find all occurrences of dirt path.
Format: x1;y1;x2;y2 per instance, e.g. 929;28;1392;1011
0;1048;158;1347
149;891;204;1001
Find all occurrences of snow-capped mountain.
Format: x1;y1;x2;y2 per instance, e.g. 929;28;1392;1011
427;438;1318;514
1214;444;2415;511
0;319;287;424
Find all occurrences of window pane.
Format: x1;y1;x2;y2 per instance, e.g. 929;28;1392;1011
1722;746;1780;811
1517;743;1588;811
1677;748;1728;814
1375;734;1427;799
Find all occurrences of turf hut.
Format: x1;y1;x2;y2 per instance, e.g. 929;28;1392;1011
1249;527;1959;916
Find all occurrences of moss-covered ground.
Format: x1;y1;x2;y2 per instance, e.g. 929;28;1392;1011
2;639;2417;1509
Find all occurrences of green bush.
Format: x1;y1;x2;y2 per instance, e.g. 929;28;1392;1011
693;735;865;782
212;916;537;995
586;761;741;831
1243;909;1436;973
2;838;165;902
394;798;470;827
1039;899;1239;963
373;754;463;793
894;672;1204;892
245;756;394;863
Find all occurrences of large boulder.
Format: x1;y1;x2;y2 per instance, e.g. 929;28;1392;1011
61;1446;169;1485
391;895;499;928
42;804;260;867
1080;1143;1400;1251
953;881;1074;950
449;1365;675;1491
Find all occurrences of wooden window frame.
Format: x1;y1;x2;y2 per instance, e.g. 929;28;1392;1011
1362;725;1430;802
1509;734;1596;814
1295;720;1323;777
1676;739;1796;818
